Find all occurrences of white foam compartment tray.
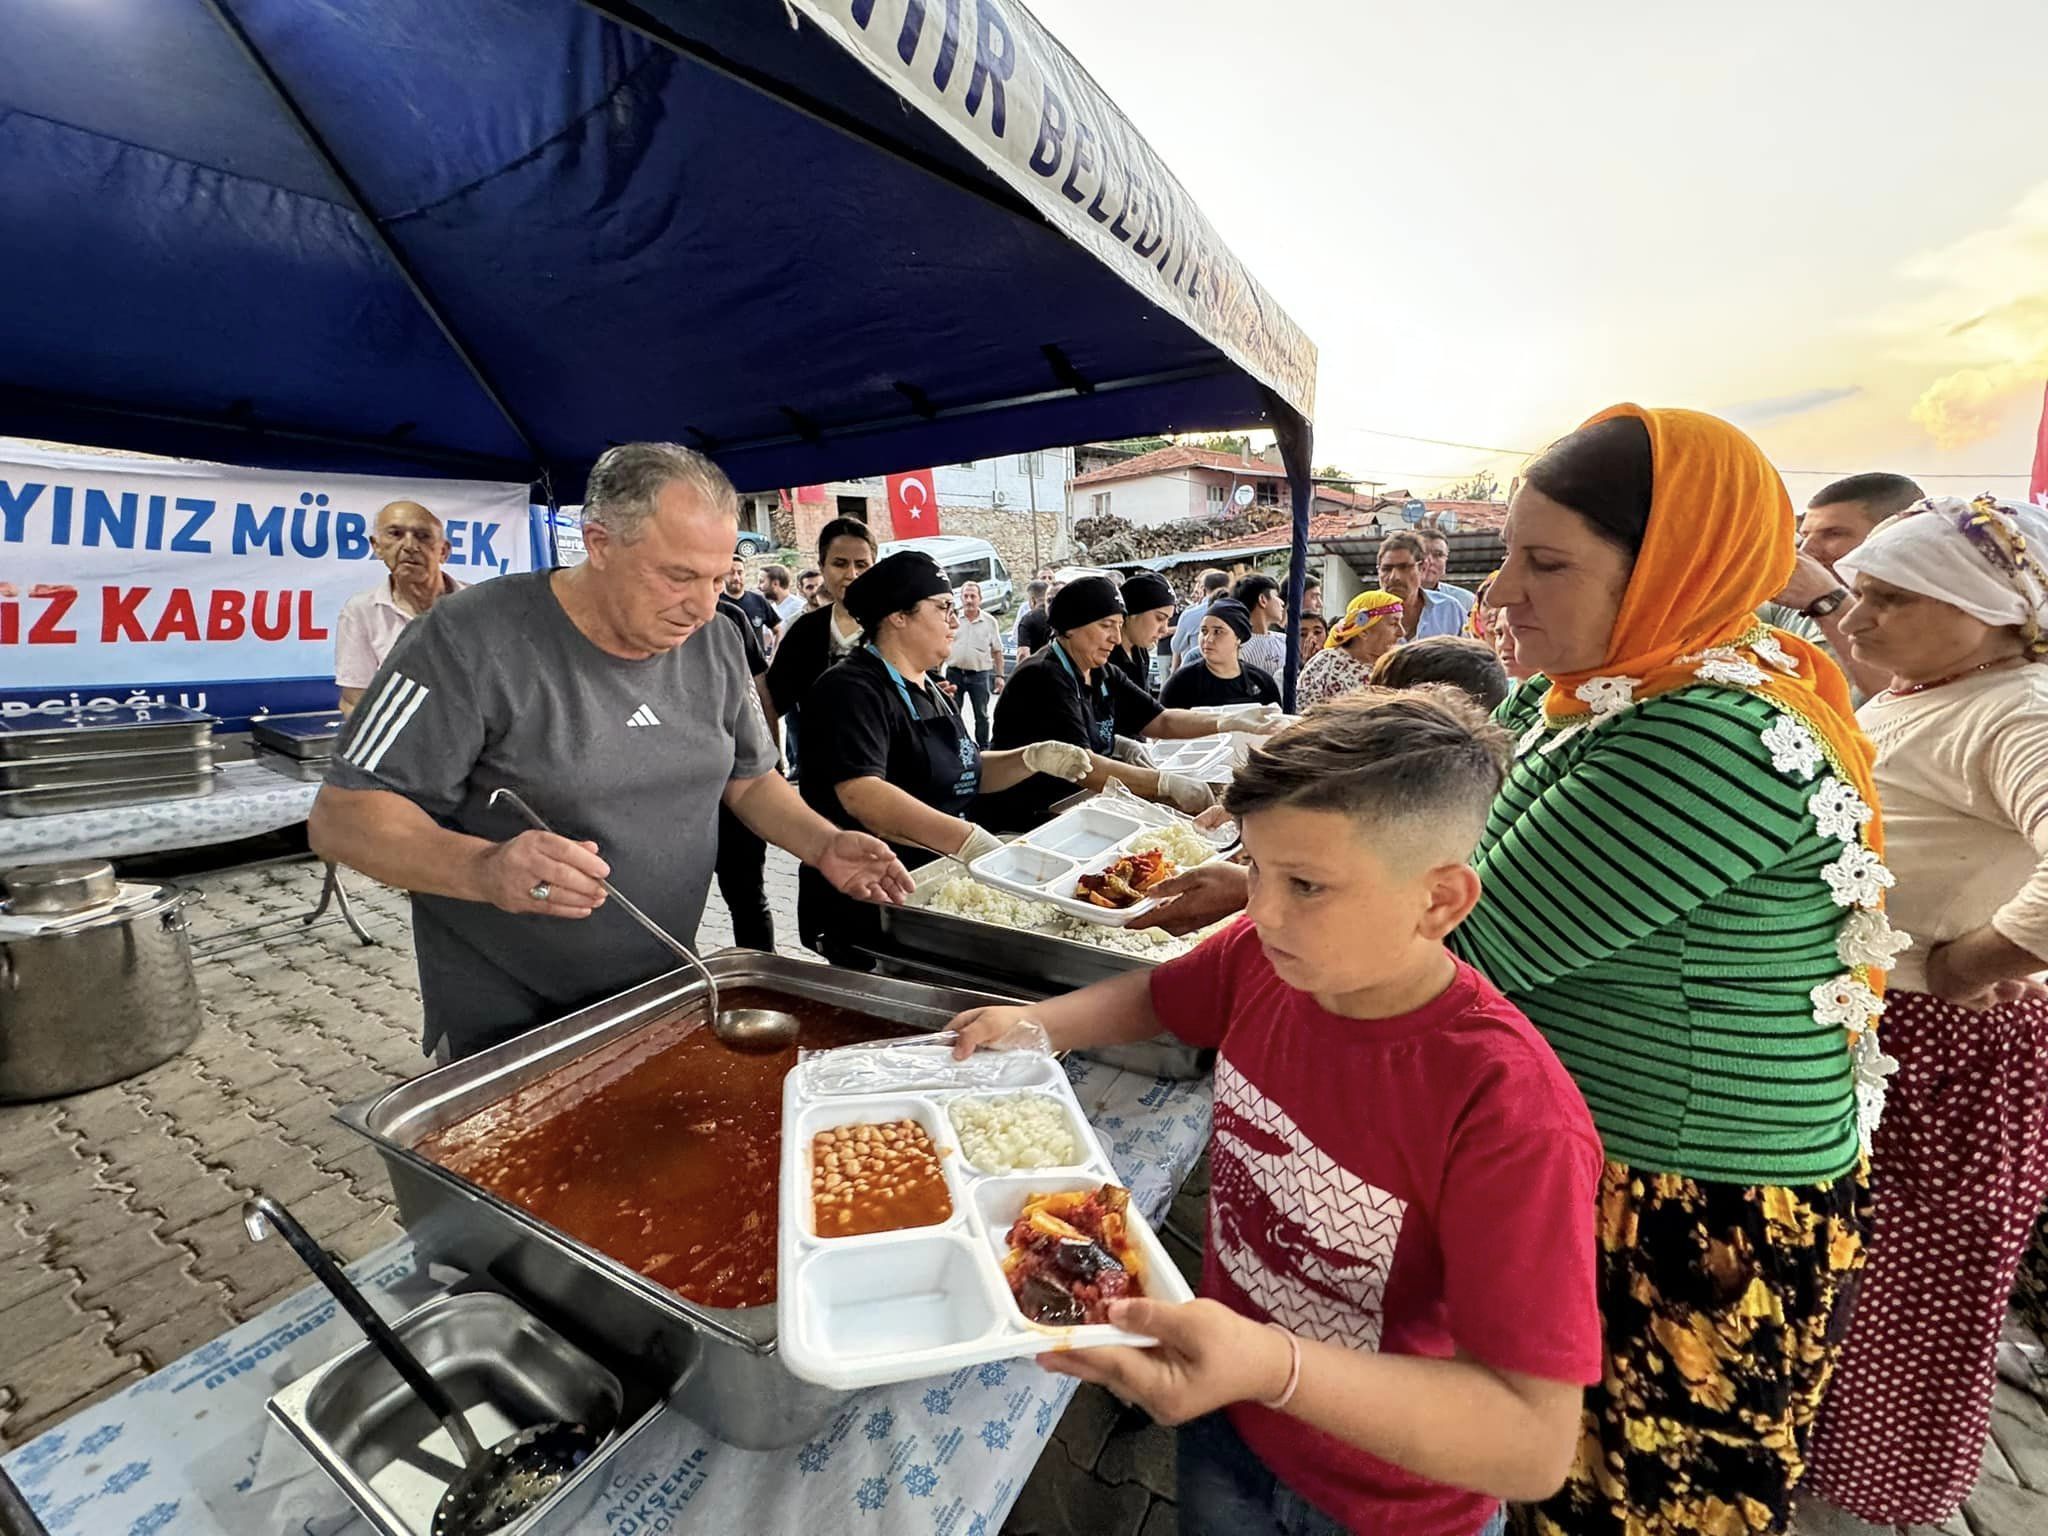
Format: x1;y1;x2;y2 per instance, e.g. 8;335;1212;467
966;802;1219;927
776;1056;1192;1390
1143;735;1241;782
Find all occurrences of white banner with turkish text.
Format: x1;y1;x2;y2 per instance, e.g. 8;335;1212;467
0;441;531;726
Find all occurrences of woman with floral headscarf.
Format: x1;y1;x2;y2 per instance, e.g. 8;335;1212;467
1450;406;1889;1536
1295;589;1402;708
1799;496;2048;1529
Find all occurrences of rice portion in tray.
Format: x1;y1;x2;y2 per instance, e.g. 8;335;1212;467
921;875;1208;959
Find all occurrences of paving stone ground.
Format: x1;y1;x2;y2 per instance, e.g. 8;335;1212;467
2;850;2045;1536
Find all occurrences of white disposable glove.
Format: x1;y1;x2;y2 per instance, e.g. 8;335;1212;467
1021;740;1093;783
1216;704;1282;735
953;824;1007;865
1111;735;1158;767
1156;772;1217;815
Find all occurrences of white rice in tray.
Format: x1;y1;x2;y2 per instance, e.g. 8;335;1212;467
1127;822;1219;871
947;1093;1079;1171
918;875;1224;960
923;876;1059;930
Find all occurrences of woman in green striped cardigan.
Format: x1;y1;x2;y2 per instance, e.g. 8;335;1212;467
1456;406;1893;1536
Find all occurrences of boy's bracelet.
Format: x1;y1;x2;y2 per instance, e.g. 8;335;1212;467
1260;1324;1302;1411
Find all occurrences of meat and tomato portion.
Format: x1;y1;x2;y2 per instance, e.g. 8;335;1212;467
1001;1184;1145;1325
1074;849;1176;909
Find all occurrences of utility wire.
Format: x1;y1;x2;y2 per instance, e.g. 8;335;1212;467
1346;426;2033;479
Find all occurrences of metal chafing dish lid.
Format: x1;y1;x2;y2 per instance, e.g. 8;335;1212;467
0;703;215;735
3;858;120;914
249;710;346;740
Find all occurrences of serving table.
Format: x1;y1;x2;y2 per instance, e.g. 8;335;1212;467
1;1052;1212;1536
0;759;377;951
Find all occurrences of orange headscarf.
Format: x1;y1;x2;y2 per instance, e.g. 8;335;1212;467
1540;404;1880;855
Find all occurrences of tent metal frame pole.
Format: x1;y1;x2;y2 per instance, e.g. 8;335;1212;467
1266;395;1314;715
199;0;545;479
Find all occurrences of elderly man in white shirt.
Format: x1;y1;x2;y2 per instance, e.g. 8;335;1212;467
334;500;465;712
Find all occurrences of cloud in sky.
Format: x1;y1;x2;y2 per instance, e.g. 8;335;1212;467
1873;182;2048;449
1725;387;1863;425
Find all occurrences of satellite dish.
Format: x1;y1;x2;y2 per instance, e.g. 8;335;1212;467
1401;499;1427;525
1436;506;1459;533
1233;484;1255;509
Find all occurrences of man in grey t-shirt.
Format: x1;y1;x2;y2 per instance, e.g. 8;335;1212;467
313;444;912;1060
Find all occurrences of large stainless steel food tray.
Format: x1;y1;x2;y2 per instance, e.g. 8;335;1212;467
876;858;1170;993
250;710;346;758
0;767;218;817
253;745;332;782
339;951;1019;1450
0;744;214;790
0;704;215;759
267;1289;669;1536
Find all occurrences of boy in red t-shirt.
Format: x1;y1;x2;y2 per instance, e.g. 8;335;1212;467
951;690;1602;1536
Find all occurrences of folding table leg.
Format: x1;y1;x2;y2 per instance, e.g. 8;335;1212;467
306;861;377;947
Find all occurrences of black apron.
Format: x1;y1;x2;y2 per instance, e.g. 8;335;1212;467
1050;641;1119;756
801;651;981;967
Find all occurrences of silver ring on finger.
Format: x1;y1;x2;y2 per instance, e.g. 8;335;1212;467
529;881;551;902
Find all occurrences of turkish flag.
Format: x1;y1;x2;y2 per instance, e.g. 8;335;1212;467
886;469;941;538
2031;381;2048;507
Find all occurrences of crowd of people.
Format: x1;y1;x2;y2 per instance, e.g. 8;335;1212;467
314;412;2048;1536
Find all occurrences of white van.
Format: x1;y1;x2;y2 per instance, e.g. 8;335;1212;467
878;534;1016;614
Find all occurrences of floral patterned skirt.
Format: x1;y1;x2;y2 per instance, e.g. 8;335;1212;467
1523;1160;1870;1536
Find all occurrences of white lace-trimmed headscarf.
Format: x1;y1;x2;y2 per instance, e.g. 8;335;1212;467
1836;494;2048;657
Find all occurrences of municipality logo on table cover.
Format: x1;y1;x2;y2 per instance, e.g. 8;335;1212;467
627;704;662;728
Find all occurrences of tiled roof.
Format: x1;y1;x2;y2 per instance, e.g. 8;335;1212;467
1179;499;1508;558
1071;443;1290;488
1183;512;1362;556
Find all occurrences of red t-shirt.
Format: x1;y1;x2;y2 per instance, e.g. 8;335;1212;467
1152;919;1604;1536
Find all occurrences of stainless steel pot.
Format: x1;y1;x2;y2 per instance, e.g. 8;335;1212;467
3;859;118;914
0;888;203;1101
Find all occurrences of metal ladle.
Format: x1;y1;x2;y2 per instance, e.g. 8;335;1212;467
242;1196;601;1536
486;787;800;1052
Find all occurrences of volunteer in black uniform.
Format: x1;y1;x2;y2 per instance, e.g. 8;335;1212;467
1159;598;1285;711
796;552;1102;965
713;593;778;950
1104;571;1175;697
985;576;1276;829
765;516;876;778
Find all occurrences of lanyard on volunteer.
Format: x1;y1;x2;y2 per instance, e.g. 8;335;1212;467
1050;640;1109;707
870;646;950;723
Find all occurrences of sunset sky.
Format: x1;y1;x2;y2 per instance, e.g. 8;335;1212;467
1032;0;2048;504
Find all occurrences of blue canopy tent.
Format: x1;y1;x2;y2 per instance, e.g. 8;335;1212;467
1;0;1318;695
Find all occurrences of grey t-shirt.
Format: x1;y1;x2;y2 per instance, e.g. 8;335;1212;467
327;572;777;1056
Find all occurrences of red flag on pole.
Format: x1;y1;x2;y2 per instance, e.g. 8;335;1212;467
885;470;940;538
2031;380;2048;507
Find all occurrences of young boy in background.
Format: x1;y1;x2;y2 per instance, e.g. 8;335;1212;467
951;690;1601;1536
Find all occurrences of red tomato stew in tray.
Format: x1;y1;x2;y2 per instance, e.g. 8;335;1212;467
416;989;914;1310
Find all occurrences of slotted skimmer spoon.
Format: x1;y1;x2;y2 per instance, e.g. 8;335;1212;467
486;786;799;1052
243;1196;601;1536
